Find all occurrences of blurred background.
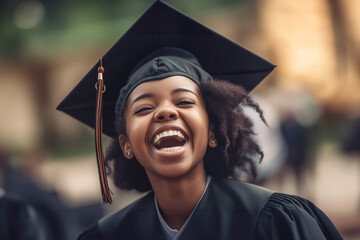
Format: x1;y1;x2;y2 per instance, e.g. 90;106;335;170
0;0;359;239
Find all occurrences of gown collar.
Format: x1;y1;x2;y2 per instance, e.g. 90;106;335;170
154;175;213;240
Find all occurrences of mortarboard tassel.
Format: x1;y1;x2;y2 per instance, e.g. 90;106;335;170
95;58;112;204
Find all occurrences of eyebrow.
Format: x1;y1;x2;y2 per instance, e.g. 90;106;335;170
131;88;198;106
131;93;154;106
172;88;198;97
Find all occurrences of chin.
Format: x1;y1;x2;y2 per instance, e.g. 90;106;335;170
151;159;204;180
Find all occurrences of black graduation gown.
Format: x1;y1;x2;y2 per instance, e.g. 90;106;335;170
0;195;47;240
78;178;343;240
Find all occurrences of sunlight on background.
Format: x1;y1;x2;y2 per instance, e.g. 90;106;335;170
13;1;45;29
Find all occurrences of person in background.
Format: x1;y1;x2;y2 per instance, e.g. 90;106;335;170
0;143;47;240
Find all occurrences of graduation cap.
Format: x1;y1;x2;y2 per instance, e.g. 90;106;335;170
57;0;275;203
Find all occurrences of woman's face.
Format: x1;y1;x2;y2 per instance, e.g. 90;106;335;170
120;76;210;181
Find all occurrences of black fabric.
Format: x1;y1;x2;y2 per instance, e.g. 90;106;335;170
255;193;343;240
99;192;167;240
0;195;47;240
77;224;102;240
3;168;105;240
77;178;342;240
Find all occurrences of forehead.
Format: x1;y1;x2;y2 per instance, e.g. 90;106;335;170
128;76;200;100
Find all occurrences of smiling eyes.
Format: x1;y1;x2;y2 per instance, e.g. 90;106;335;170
134;107;153;115
176;100;195;106
134;100;195;115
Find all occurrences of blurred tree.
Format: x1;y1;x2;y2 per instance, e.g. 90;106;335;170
0;0;244;60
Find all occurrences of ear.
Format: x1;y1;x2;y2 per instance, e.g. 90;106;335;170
208;124;217;148
119;135;134;159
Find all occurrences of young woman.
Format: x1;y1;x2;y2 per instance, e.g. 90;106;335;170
58;1;343;239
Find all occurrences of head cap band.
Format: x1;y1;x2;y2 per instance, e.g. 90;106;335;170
115;47;212;117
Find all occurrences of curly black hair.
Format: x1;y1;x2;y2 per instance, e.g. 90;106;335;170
105;79;267;192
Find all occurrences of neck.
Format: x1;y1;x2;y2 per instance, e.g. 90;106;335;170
147;164;207;230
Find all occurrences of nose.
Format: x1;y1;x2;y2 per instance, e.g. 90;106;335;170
154;106;179;122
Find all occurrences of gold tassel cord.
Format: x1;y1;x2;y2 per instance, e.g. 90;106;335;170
95;58;112;204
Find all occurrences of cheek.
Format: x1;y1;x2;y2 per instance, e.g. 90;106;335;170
188;108;209;145
126;117;150;148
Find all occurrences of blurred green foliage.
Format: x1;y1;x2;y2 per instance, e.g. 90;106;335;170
0;0;243;60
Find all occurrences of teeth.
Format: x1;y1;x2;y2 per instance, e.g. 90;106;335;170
159;146;181;152
153;130;185;145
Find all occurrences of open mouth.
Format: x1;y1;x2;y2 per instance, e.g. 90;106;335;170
153;130;186;152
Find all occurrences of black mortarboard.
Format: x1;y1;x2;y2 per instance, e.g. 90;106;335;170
57;0;275;203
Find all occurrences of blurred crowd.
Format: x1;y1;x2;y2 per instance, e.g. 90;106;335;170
0;143;104;239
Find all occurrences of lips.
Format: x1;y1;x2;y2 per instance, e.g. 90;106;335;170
152;129;187;152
